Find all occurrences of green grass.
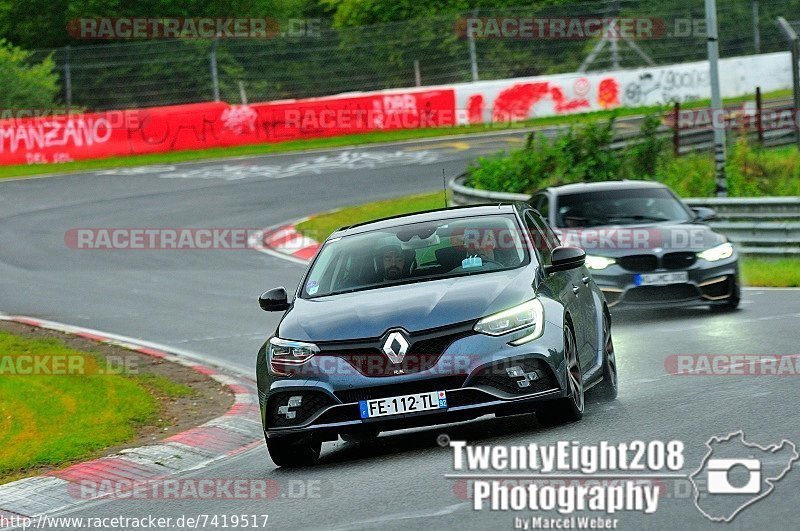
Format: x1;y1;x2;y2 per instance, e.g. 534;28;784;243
296;192;800;287
135;372;196;399
741;258;800;287
0;89;790;180
654;141;800;197
295;191;447;241
0;331;180;483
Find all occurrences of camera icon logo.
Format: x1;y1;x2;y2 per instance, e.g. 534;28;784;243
706;458;761;494
690;431;798;522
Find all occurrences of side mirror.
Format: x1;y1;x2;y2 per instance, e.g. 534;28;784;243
692;206;716;222
259;287;290;312
545;246;586;275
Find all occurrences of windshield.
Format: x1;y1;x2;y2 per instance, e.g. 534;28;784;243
300;214;529;298
554;188;692;228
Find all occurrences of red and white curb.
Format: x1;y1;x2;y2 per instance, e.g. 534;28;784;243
0;315;263;519
249;218;319;265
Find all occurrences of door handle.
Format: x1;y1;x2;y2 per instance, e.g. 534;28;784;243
572;285;580;295
582;275;591;285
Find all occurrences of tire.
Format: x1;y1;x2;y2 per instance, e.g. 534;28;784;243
266;435;321;467
536;322;584;426
710;276;740;312
592;311;618;400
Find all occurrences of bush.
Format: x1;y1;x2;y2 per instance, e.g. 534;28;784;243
468;117;622;193
467;115;800;197
0;39;60;110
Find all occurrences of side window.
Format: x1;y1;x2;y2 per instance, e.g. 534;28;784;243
535;211;561;249
524;211;551;264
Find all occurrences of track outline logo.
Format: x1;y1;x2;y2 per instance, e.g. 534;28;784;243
689;430;799;522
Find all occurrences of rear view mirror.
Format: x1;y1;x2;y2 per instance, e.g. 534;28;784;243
692;207;716;222
545;246;586;275
259;287;290;312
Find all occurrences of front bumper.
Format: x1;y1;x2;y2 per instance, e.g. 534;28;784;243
259;320;569;439
589;256;739;309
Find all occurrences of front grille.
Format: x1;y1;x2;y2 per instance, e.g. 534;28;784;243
317;325;475;377
663;252;697;270
267;391;336;427
618;255;658;272
334;375;467;403
624;284;700;303
467;357;558;395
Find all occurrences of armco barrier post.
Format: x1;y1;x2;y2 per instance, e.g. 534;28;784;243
64;46;72;113
468;9;479;82
776;17;800;149
673;102;681;157
210;34;220;102
705;0;728;197
756;86;764;146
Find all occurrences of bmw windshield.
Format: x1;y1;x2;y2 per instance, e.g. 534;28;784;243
301;214;530;298
555;187;693;228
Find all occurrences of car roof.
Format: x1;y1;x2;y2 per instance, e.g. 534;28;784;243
330;203;521;238
544;180;668;195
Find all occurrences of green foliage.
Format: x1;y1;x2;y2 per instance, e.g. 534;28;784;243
468;116;800;198
0;39;60;109
619;113;666;179
469;115;624;193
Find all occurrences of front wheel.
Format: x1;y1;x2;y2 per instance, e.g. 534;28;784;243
592;311;618;400
267;435;321;467
537;323;584;426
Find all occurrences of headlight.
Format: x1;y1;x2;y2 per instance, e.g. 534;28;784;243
268;337;318;375
697;242;734;262
585;255;616;270
474;299;544;340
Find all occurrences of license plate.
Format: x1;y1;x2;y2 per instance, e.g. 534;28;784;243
360;391;447;419
634;271;689;286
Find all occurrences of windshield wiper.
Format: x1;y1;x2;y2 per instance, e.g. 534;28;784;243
603;215;672;223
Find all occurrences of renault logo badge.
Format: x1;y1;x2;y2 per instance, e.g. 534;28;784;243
382;331;409;364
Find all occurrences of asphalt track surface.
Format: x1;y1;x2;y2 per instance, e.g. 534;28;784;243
1;131;799;530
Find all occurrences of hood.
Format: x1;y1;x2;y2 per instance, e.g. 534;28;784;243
278;268;534;342
555;222;726;258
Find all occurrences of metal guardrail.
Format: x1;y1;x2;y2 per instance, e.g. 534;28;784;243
449;174;800;256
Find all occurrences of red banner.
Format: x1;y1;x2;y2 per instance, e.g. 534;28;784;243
0;89;456;166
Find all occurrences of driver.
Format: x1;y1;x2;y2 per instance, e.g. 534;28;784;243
379;245;408;281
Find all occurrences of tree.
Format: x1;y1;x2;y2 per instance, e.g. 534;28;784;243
0;39;60;109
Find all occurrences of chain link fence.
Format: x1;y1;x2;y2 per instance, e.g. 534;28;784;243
26;0;799;111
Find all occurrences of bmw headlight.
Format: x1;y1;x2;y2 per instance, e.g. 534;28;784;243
585;255;616;270
268;337;318;375
697;242;734;262
474;299;544;340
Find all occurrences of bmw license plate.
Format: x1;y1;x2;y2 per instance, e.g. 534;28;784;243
634;271;689;286
360;391;447;419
